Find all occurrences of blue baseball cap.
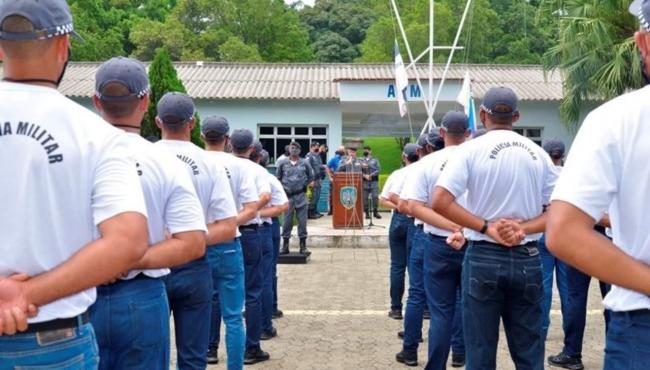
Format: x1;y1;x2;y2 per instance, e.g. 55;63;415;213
230;129;254;150
481;87;519;117
0;0;82;41
630;0;650;31
156;92;195;126
403;143;419;157
543;139;566;158
201;116;230;140
441;111;469;135
95;57;149;101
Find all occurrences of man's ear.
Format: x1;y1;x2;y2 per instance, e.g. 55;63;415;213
92;95;102;113
439;127;445;138
139;95;150;113
155;117;164;130
512;112;521;124
55;35;70;64
635;31;649;59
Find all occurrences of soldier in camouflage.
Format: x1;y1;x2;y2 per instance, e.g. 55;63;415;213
305;142;325;219
276;142;314;255
361;146;382;219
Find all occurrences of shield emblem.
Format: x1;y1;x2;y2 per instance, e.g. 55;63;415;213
340;186;357;210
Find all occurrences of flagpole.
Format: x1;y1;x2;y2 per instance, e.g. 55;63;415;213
426;0;434;132
429;0;473;123
389;0;431;121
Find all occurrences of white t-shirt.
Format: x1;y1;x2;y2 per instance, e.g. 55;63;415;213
380;167;408;200
262;173;289;224
399;164;423;226
552;86;650;312
437;130;558;243
0;82;147;323
155;140;237;223
122;133;206;279
402;146;467;237
236;157;272;226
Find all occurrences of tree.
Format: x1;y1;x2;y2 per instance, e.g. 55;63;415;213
142;49;203;147
540;0;643;127
220;36;263;62
300;0;376;62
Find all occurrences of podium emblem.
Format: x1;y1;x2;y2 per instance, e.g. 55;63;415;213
340;186;357;210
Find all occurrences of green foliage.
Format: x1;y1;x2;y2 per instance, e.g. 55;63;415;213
220;36;264;62
540;0;643;128
361;137;403;175
142;49;203;147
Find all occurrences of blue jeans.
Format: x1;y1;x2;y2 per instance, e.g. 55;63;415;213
259;223;275;333
604;310;650;369
163;257;213;370
272;217;281;312
562;263;612;357
463;241;544;370
207;240;245;370
240;227;263;351
423;234;466;370
389;211;411;311
90;276;169;370
0;321;99;369
402;226;426;353
539;234;569;340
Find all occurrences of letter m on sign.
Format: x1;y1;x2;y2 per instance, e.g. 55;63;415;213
410;85;421;99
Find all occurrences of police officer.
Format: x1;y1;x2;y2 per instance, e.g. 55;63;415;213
337;146;364;173
0;1;149;366
380;144;420;321
229;129;273;365
91;57;207;370
433;87;558;370
155;93;239;370
256;149;290;341
202;117;260;368
306;141;325;219
277;141;315;255
361;146;382;219
405;111;471;370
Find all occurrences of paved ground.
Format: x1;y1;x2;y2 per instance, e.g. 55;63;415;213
171;247;608;369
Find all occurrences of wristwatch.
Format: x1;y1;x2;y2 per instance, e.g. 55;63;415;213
479;220;488;234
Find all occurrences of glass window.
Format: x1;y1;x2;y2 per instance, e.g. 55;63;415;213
258;124;328;162
312;127;327;135
295;127;309;135
259;126;274;135
277;127;292;135
514;127;543;147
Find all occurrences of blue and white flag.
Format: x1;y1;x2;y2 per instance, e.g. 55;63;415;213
456;71;477;132
394;40;409;117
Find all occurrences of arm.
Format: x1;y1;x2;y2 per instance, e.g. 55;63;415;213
206;217;237;245
237;202;258;226
256;193;272;210
379;197;397;210
4;212;148;309
598;213;611;228
259;202;289;218
409;200;460;232
397;198;411;216
546;201;650;295
133;230;206;269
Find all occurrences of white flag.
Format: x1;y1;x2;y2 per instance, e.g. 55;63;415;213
456;71;471;113
394;41;409;117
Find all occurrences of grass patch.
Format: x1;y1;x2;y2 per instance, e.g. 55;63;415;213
362;137;403;175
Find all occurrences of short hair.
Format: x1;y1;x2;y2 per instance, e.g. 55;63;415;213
486;103;516;125
203;135;227;146
97;82;142;119
0;16;56;59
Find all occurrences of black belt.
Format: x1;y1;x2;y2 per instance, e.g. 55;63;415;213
25;312;89;334
284;188;307;197
261;222;272;227
239;224;259;230
472;240;538;249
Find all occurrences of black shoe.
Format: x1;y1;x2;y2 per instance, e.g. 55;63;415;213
397;331;423;343
315;213;324;218
260;328;277;340
327;211;333;216
388;309;403;320
280;239;289;255
244;348;270;365
299;239;311;256
395;350;418;367
451;353;465;368
272;309;284;319
548;352;584;370
374;211;382;219
206;348;219;365
423;309;430;320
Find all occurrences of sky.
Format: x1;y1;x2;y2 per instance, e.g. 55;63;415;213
285;0;315;7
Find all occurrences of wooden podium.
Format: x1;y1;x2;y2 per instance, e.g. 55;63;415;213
332;173;364;229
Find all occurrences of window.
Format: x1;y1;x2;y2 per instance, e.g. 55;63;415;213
514;128;543;146
258;125;328;163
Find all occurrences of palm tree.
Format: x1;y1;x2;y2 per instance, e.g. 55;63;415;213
539;0;644;129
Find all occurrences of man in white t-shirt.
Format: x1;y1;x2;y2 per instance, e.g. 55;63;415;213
547;2;650;367
404;111;470;369
380;143;419;321
90;57;207;370
155;93;238;370
229;129;273;365
256;149;289;342
0;1;149;368
433;87;558;370
202;116;259;368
